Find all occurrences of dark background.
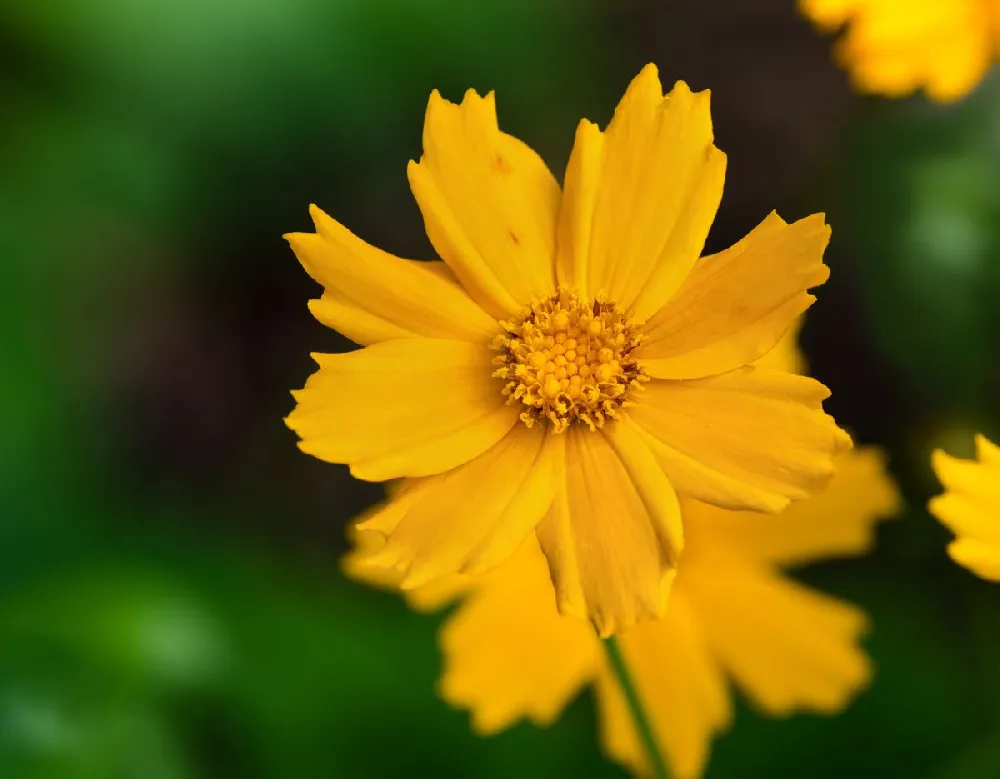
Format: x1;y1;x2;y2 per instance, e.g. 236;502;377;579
3;0;1000;776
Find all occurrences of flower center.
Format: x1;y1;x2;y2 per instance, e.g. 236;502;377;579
492;290;648;432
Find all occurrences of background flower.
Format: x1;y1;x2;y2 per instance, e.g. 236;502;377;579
347;329;900;778
801;0;1000;101
931;435;1000;580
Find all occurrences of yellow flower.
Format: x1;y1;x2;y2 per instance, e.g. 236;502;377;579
801;0;1000;101
930;435;1000;580
286;64;851;636
346;328;898;776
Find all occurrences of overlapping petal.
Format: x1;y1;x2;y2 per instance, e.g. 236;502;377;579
627;367;852;514
556;64;726;319
683;558;871;715
554;119;603;296
286;339;518;481
947;538;1000;581
535;426;682;636
691;448;900;566
438;539;600;733
422;483;878;777
356;423;561;588
930;435;1000;580
639;213;831;380
286;205;497;345
594;592;732;779
341;522;472;613
755;321;807;374
407;89;559;318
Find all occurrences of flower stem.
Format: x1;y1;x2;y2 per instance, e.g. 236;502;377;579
602;635;672;779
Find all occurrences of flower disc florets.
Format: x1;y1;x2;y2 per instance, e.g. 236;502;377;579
492;290;648;432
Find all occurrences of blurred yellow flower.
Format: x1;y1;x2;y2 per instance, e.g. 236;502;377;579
801;0;1000;101
346;331;897;777
930;435;1000;580
286;64;850;636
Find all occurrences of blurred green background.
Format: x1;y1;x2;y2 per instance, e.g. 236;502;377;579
3;0;1000;776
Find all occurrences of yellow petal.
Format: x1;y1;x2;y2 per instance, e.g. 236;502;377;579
639;213;830;380
755;320;807;375
407;89;559;318
690;447;900;566
575;66;726;322
286;206;497;345
930;447;1000;544
286;339;518;481
555;119;603;296
341;521;402;591
684;559;871;715
947;537;1000;582
603;417;685;559
357;424;561;588
628;367;852;513
595;591;732;779
308;293;412;345
438;538;601;734
976;433;1000;467
341;521;471;612
930;439;1000;579
798;0;863;30
535;427;681;637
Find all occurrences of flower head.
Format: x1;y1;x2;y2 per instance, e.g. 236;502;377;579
930;435;1000;580
493;290;648;432
801;0;1000;101
286;64;851;635
346;331;898;776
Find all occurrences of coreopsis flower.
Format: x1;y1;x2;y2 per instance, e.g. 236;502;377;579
345;332;899;778
801;0;1000;101
930;435;1000;580
286;63;851;635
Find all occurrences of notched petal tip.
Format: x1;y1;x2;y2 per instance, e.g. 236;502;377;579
307;203;351;242
974;434;1000;463
464;88;496;109
283;231;315;256
766;209;788;226
635;62;662;86
927;493;947;519
307;202;327;224
615;63;665;112
835;425;854;453
929;448;954;481
425;85;496;121
665;79;699;99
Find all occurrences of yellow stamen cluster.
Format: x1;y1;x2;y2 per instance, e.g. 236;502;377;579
492;290;648;432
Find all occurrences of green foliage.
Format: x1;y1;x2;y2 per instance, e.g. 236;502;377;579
845;75;1000;419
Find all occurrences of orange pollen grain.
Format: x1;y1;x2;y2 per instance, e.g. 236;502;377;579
491;289;648;432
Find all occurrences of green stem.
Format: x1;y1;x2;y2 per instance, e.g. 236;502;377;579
602;635;672;779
